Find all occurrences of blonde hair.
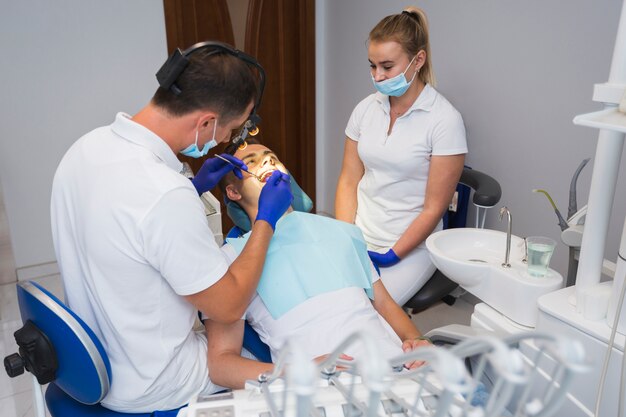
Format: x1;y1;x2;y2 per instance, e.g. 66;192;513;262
368;6;435;86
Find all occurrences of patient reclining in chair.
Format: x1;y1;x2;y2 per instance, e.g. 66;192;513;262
205;141;430;389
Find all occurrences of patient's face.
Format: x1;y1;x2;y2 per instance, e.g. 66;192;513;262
233;144;288;202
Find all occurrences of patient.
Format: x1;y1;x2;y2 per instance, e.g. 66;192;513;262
205;141;430;389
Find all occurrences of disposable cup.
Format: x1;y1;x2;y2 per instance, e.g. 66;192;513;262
526;236;556;277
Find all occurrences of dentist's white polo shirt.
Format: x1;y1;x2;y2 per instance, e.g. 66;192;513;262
345;85;468;249
51;113;228;412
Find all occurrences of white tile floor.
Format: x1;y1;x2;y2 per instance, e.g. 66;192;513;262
0;274;474;417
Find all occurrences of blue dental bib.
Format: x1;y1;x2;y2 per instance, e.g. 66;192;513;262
226;212;374;319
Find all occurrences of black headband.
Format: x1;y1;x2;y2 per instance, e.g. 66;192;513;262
401;10;420;23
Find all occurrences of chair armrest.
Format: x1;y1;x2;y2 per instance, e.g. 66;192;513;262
425;324;508;345
460;168;502;208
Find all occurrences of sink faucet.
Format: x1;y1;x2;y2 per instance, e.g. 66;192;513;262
499;207;512;268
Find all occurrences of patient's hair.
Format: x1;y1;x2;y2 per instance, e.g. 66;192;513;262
152;47;258;122
369;7;435;86
223;137;261;157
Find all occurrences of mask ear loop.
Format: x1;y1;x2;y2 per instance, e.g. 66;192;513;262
211;118;218;141
407;53;423;84
408;64;419;83
193;118;218;149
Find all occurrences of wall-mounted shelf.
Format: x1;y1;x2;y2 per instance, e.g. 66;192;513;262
573;107;626;134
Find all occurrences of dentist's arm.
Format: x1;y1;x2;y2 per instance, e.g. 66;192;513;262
206;319;273;389
191;154;246;195
186;171;293;323
335;138;364;223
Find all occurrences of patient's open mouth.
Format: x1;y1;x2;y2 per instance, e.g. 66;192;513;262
260;170;275;183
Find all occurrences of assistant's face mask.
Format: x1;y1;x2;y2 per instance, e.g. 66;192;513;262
180;119;218;158
371;55;417;97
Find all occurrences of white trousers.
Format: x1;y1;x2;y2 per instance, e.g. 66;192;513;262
376;246;436;306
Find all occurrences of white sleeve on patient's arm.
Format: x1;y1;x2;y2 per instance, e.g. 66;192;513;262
370;261;381;283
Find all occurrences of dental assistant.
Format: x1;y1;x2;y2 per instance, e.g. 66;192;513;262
50;44;292;413
335;7;467;306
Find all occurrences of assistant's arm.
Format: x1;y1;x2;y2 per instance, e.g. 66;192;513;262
206;319;273;389
335;138;364;223
187;171;293;324
392;154;464;257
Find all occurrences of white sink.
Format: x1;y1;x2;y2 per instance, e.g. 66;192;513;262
426;228;563;327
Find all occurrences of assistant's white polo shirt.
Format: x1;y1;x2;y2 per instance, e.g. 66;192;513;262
51;113;228;412
345;85;468;248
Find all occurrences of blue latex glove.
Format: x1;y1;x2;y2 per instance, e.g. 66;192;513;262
368;249;401;268
256;171;293;230
191;154;247;195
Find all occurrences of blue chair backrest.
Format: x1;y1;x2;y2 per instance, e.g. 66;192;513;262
17;281;111;405
16;281;177;416
442;168;472;230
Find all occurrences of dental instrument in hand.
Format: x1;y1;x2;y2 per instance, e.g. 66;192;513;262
215;154;290;183
215;154;264;182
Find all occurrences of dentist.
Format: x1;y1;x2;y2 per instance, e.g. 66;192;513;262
50;44;292;413
335;7;467;306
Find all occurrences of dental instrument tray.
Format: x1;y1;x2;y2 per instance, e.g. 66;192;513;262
187;330;586;417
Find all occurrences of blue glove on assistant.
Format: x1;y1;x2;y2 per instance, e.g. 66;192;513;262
191;154;247;195
368;249;401;268
256;171;293;230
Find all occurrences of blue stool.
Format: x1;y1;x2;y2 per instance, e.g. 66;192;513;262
3;281;181;417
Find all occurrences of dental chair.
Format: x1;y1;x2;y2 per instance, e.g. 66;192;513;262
3;281;182;417
225;167;501;362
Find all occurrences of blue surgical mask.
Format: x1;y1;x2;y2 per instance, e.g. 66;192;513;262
371;56;418;97
180;119;218;158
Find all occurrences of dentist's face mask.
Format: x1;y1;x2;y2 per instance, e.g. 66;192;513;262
180;119;218;158
371;55;417;97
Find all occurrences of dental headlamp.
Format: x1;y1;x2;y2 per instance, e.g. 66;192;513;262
156;40;265;147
